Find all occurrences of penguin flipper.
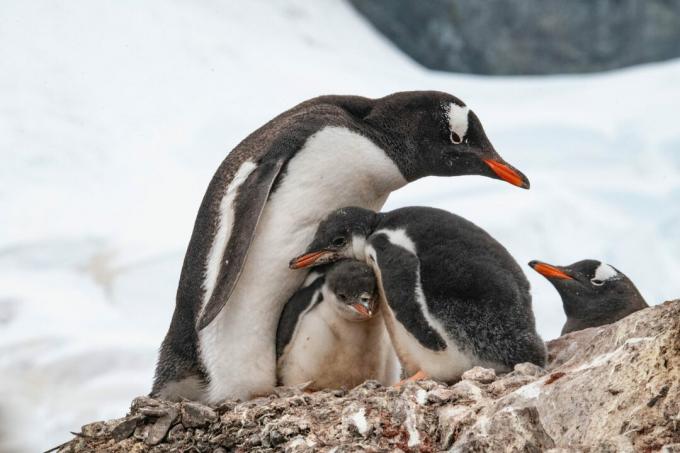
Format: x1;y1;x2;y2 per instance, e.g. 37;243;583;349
197;157;286;330
370;234;447;351
276;272;325;358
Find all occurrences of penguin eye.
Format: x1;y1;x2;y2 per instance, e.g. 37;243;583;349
331;236;347;247
450;131;462;144
337;293;347;301
591;279;605;286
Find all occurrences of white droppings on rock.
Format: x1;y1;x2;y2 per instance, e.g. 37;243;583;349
573;350;620;372
416;388;428;405
405;407;420;448
625;336;653;345
514;381;542;400
287;435;316;449
349;408;368;436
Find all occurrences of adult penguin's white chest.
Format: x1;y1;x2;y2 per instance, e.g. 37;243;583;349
199;126;406;403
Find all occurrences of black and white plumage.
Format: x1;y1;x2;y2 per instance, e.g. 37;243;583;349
290;206;546;382
151;91;531;402
276;260;399;390
529;259;648;335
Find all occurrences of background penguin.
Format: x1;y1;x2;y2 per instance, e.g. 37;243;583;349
152;91;531;403
528;259;648;335
290;206;546;383
276;260;399;390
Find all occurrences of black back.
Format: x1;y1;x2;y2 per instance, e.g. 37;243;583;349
376;207;545;367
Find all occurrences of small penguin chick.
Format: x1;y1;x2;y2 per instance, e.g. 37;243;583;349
529;259;648;335
276;260;399;390
325;259;379;320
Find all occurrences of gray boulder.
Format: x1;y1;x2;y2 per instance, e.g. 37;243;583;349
349;0;680;74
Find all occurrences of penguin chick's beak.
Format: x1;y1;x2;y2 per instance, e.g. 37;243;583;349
351;303;372;318
483;159;530;189
528;260;573;280
289;250;331;269
352;294;374;318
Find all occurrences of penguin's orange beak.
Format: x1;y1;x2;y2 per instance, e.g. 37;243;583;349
289;251;330;269
528;260;573;280
483;159;530;189
351;303;371;318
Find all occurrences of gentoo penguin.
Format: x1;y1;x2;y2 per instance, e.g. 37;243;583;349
152;91;531;403
276;260;399;390
290;206;546;383
528;259;648;335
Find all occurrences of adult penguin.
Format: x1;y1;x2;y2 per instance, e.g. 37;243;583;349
290;206;546;382
528;259;648;334
152;91;530;402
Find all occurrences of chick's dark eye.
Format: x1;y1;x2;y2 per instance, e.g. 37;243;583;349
591;279;604;286
332;236;346;247
450;131;462;144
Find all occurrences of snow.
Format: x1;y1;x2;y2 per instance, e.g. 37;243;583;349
1;0;679;450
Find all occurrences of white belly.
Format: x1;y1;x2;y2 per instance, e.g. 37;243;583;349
278;302;399;390
199;126;406;402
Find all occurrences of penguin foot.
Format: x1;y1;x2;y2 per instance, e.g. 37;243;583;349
394;370;428;388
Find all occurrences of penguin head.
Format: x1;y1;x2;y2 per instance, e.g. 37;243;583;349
528;259;647;328
324;260;378;321
367;91;530;188
289;207;377;269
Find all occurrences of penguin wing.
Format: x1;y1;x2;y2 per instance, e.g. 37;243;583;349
369;234;447;351
276;273;326;358
197;157;287;330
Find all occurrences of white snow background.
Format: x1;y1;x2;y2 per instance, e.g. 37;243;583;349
1;1;679;451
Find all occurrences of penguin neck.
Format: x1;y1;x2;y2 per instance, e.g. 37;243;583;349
561;294;628;326
351;212;382;261
306;126;408;198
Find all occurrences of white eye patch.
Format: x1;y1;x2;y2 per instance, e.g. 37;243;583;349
446;103;470;143
592;263;619;284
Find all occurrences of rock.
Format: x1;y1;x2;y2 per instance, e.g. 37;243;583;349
461;366;497;384
56;300;680;452
181;401;217;428
513;362;548;378
111;414;143;442
145;406;178;446
426;387;457;404
545;327;601;369
348;0;680;75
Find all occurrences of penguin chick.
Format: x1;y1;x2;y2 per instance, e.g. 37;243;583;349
290;206;546;383
529;259;648;335
276;260;399;390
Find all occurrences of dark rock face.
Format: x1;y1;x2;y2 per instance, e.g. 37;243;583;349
349;0;680;74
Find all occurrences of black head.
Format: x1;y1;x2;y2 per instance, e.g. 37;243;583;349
325;260;378;320
364;91;530;188
289;207;378;269
528;259;648;333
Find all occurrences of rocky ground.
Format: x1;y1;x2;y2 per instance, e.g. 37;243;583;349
55;300;679;452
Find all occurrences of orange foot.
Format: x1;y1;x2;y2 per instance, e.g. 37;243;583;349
394;370;428;388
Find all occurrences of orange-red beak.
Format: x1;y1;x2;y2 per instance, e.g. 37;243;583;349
352;303;371;318
483;159;530;189
529;261;573;280
289;251;328;269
